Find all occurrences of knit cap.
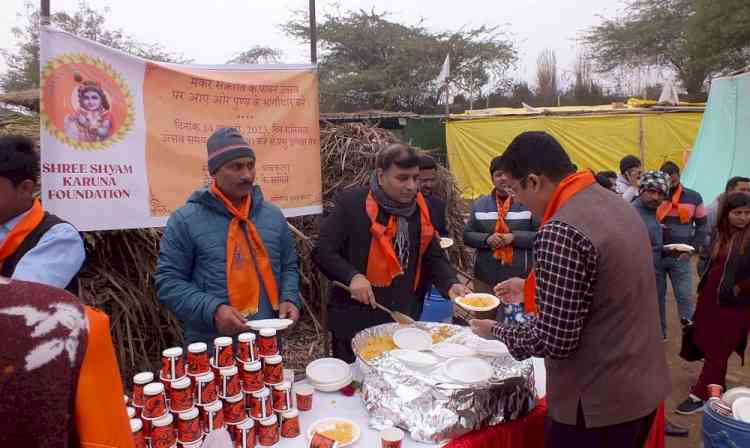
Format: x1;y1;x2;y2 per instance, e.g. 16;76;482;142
206;128;255;174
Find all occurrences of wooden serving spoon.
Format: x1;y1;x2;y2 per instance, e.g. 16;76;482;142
332;281;416;325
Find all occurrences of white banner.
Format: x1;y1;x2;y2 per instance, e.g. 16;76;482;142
40;26;322;231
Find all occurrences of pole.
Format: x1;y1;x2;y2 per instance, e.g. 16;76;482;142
309;0;317;64
41;0;51;25
444;82;450;115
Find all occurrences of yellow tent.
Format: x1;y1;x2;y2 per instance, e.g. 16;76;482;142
446;107;703;198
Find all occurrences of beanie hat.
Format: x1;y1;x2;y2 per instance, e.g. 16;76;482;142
207;128;255;174
619;155;641;175
639;170;671;196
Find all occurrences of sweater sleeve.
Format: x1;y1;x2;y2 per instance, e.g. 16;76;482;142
463;204;491;249
312;197;360;285
279;221;301;307
511;215;539;249
154;212;224;330
424;236;458;295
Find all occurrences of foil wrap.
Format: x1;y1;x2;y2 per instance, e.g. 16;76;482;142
352;322;537;443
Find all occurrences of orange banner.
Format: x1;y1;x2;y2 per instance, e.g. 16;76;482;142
144;64;322;217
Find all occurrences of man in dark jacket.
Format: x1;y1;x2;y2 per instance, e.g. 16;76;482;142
313;144;471;362
155;128;300;345
418;155;448;236
632;171;690;438
464;155;537;323
633;171;672;339
659;161;708;326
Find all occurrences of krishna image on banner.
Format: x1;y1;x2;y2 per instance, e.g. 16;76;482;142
41;53;134;150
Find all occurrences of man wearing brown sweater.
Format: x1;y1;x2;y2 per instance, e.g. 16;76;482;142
471;132;670;447
0;277;133;447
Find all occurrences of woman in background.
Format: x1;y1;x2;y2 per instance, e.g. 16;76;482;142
676;192;750;414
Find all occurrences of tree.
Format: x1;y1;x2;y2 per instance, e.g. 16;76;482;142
282;9;516;112
570;53;605;105
535;49;558;106
1;1;188;92
228;46;283;64
585;0;750;97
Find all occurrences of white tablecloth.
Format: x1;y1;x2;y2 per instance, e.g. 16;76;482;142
275;358;546;447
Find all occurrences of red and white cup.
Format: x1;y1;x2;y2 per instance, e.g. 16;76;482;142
170;376;194;413
229;418;255;448
708;384;724;400
131;418;147;448
223;393;247;424
126;406;136;419
161;347;186;380
241;360;264;393
380;427;404;448
187;342;210;375
150;413;177;448
280;409;300;438
272;382;292;412
219;365;242;398
177;407;202;444
133;372;154;407
258;328;278;356
195;372;218;406
262;354;283;385
179;440;203;448
248;388;273;420
309;432;339;448
200;400;225;434
295;383;314;411
158;375;172;402
213;337;234;368
237;332;258;363
258;415;279;446
142;382;169;420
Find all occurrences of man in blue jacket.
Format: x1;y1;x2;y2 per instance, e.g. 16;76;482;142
463;155;538;324
155;128;300;344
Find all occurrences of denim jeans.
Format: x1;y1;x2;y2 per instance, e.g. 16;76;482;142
655;257;695;337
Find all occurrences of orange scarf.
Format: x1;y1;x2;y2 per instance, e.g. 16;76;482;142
210;182;279;315
523;171;596;314
656;184;691;224
75;306;136;448
0;199;45;268
493;193;514;265
365;192;435;290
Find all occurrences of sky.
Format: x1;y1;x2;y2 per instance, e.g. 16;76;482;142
0;0;627;88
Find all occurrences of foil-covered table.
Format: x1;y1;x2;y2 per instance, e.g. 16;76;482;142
352;322;537;444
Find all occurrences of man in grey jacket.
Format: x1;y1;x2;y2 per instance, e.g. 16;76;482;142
463;155;538;323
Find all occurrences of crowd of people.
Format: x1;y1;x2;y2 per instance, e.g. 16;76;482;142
1;127;749;447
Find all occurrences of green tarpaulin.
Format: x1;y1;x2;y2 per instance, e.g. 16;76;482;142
682;71;750;204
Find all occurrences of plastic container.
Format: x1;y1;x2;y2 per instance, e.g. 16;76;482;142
419;287;453;323
262;354;283;385
241;360;264;393
258;329;278;356
161;347;186;380
219;365;241;398
702;401;750;447
177;407;202;444
237;332;258;363
187;342;209;375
